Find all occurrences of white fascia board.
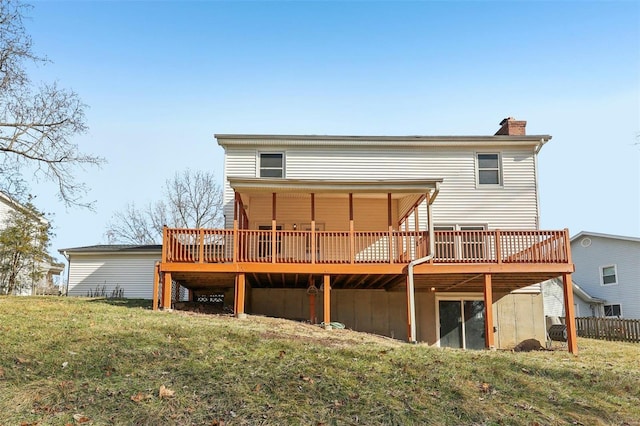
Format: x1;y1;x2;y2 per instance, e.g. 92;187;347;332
227;177;443;194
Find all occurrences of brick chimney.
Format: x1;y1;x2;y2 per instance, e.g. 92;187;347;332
495;117;526;136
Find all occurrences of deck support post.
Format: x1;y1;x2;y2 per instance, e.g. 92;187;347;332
563;272;578;354
483;273;495;349
152;262;160;311
236;273;246;318
323;274;331;329
233;192;239;263
161;272;172;310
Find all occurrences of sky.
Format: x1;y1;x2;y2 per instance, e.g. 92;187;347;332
16;0;640;262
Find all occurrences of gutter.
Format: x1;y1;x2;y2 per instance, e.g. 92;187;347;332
406;183;439;343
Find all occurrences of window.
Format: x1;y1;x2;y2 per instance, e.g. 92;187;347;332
259;153;284;178
604;304;622;317
600;265;617;285
477;153;501;185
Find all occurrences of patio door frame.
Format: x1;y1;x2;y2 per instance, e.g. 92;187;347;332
435;293;485;349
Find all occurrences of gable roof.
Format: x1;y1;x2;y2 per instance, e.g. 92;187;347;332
58;245;162;255
571;231;640;244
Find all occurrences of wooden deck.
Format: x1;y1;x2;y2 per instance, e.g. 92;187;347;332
163;228;570;266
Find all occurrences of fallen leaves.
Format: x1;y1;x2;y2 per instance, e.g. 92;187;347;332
159;384;175;398
72;413;91;423
130;392;150;403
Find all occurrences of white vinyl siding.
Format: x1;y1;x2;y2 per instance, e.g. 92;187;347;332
224;144;539;231
67;253;160;299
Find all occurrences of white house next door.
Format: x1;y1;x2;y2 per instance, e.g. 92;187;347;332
438;299;486;349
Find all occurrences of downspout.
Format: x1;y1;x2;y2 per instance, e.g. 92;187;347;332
533;137;549;229
61;250;70;297
406;182;439;343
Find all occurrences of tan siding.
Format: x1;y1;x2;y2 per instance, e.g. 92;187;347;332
68;253;160;299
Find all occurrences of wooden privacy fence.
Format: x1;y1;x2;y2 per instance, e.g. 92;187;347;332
575;317;640;343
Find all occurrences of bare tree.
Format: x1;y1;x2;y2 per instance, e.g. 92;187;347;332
0;0;105;207
105;170;224;244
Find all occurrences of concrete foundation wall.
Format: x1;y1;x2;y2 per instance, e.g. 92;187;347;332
248;288;545;349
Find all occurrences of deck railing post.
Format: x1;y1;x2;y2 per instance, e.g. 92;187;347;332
495;229;502;264
388;193;393;264
199;229;205;263
162;226;168;263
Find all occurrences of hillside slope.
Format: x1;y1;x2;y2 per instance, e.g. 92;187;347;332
0;297;638;425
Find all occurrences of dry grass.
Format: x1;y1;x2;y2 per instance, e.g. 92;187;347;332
0;296;638;425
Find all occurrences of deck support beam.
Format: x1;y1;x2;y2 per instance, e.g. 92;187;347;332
483;273;495;349
323;274;331;329
236;273;246;318
161;271;172;310
563;272;578;354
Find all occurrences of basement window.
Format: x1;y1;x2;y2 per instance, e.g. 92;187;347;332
259;153;284;178
604;304;622;318
476;153;502;186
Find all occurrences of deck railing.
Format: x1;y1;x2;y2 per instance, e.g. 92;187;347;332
163;228;569;265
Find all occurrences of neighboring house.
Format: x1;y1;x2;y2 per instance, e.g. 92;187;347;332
155;117;579;352
568;231;640;319
543;277;605;320
59;245;162;299
0;191;64;295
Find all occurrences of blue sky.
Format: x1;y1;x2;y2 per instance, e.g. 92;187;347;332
20;0;640;258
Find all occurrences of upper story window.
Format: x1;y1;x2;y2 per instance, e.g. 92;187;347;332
600;264;618;285
476;153;502;186
259;153;284;178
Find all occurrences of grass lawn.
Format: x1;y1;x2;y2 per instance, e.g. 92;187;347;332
0;297;638;425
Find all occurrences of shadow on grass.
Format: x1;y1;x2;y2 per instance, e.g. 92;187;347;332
86;298;152;309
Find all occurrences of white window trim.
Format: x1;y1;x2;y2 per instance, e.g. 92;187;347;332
435;293;486;349
257;151;285;178
475;152;503;188
603;303;623;318
599;264;618;286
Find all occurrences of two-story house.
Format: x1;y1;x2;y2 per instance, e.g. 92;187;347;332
569;231;640;319
0;191;64;295
156;118;578;353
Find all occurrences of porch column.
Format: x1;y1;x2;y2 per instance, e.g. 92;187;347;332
388;193;393;263
233;192;239;263
349;193;354;263
152;262;160;311
483;273;495;349
272;193;277;264
563;272;578;354
236;273;246;318
161;272;172;310
323;274;331;329
311;193;316;263
426;193;434;259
